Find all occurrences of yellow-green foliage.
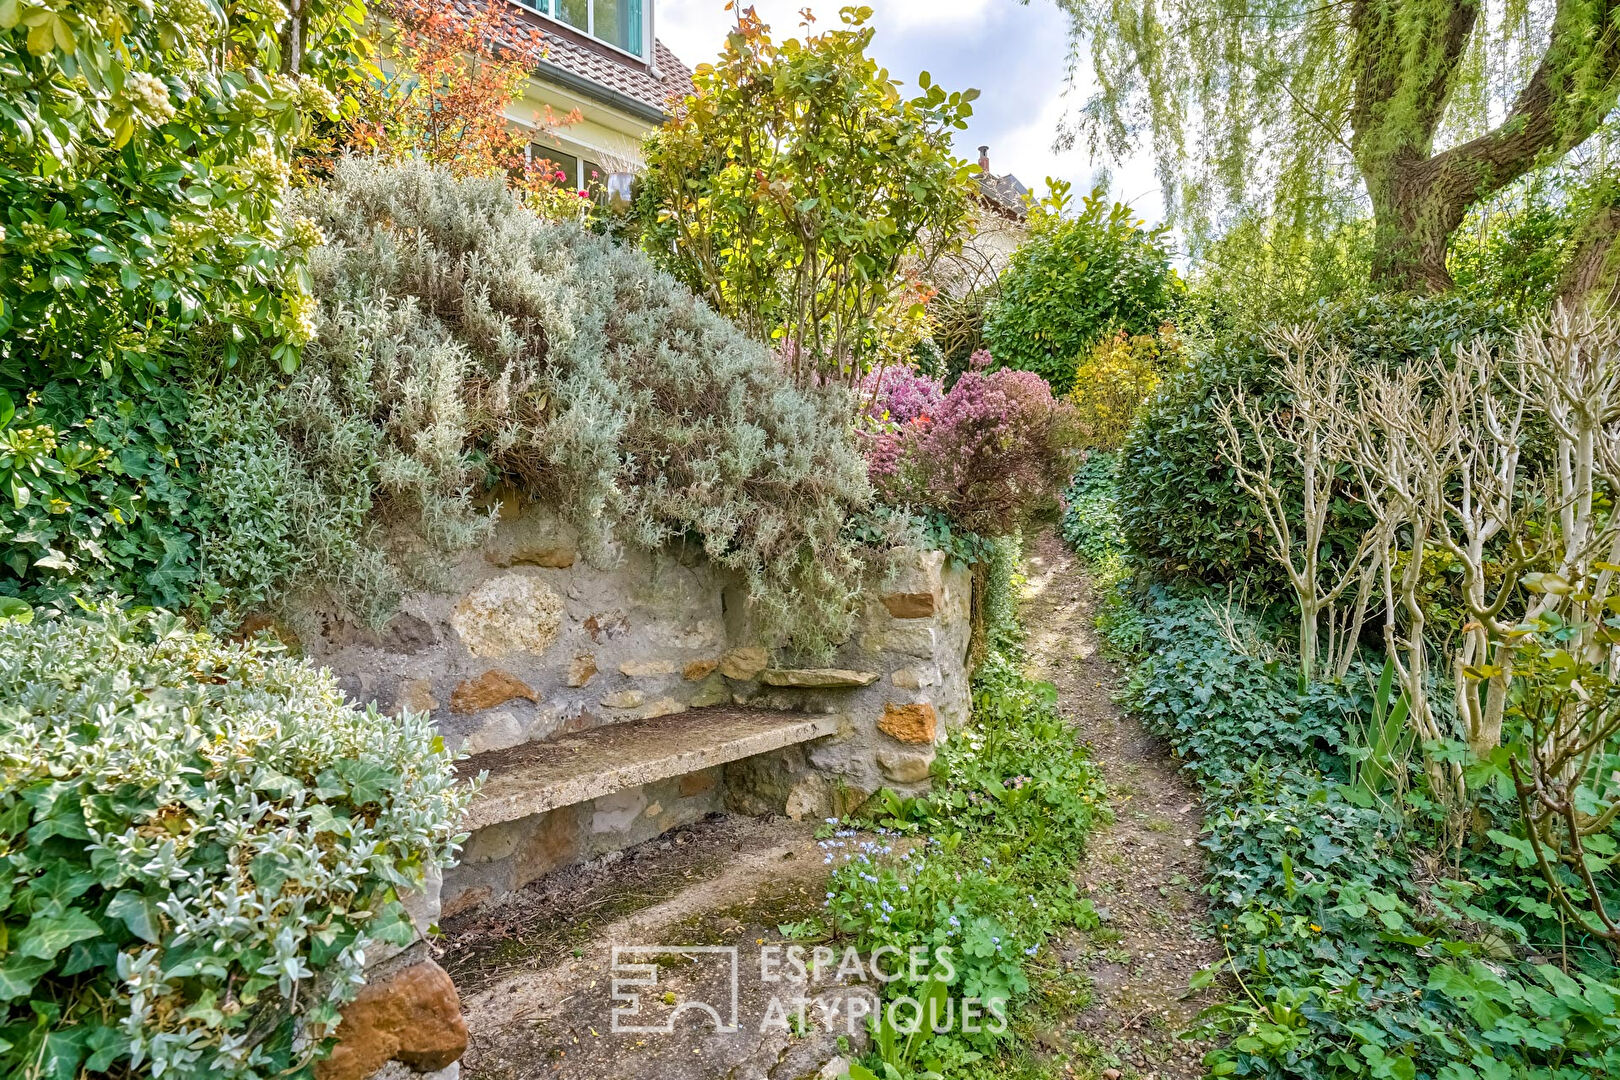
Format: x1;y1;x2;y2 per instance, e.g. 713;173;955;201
1067;329;1179;449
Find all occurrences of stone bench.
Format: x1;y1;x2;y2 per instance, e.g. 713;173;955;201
441;706;843;915
456;706;842;831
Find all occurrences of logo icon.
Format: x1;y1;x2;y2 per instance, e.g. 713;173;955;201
609;945;740;1034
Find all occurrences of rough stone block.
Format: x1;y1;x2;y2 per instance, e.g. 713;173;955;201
784;776;830;820
567;653;597;687
316;959;466;1080
678;768;718;797
514;805;582;888
688;675;730;707
491;543;575;569
450;669;537;713
683;658;719;681
638;696;687;720
392;678;438;717
440;885;490;921
718;646;769;680
460;710;524;755
865;625;937;660
451;574;564;657
878;702;938;744
620;658;677;677
600;689;645;709
877;749;934;784
889;666;941;691
591;788;647;833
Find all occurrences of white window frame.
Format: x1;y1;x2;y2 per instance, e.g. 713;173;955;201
513;0;650;62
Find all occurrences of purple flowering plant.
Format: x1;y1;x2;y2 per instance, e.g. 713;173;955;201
858;352;1078;535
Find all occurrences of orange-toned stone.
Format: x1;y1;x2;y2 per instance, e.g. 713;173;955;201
882;592;937;619
392;678;438;717
450;669;537;713
683;658;719;681
567;653;597;688
678;768;718;797
315;959;467;1080
878;702;938;744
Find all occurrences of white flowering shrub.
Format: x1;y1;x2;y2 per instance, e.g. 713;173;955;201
0;606;471;1079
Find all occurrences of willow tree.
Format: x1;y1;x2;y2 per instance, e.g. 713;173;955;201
1058;0;1620;297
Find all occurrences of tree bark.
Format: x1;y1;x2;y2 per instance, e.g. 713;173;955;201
1556;196;1620;312
1353;0;1620;291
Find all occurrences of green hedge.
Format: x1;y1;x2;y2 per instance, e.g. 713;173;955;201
1116;293;1512;601
983;190;1178;394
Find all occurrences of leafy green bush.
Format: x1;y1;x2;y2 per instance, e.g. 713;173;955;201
1449;181;1588;317
0;382;205;611
1119;587;1620;1080
0;0;363;381
637;6;977;385
1117;293;1511;600
7;159;878;654
983;188;1178;394
0;605;469;1079
1067;328;1180;449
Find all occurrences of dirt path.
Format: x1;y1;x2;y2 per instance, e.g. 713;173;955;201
1020;528;1219;1080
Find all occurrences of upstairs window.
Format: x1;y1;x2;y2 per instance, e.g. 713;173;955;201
516;0;644;58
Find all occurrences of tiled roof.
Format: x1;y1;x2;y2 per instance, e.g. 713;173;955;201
977;172;1030;220
447;0;695;120
536;33;696;119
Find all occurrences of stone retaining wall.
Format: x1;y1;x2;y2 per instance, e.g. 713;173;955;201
294;493;973;915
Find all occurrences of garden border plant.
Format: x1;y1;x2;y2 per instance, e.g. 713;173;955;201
1064;431;1620;1080
0;604;470;1080
795;553;1109;1079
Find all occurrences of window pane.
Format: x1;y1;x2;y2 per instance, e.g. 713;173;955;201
555;0;587;32
593;0;641;54
512;0;549;13
531;147;578;189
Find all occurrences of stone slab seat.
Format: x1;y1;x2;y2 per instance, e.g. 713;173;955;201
455;706;841;832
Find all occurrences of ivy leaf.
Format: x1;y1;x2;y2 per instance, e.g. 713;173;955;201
332;758;399;806
18;908;104;959
0;954;53;1000
107;890;161;943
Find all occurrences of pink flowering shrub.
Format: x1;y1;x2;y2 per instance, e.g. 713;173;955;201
865;365;1078;535
857;365;945;425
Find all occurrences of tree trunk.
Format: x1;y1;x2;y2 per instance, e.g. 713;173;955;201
1354;0;1620;293
1556;197;1620;312
1366;157;1466;292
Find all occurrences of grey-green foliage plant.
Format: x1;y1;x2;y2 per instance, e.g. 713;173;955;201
0;604;469;1079
283;157;874;654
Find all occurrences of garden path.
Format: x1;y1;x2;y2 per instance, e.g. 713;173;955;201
1020;528;1220;1080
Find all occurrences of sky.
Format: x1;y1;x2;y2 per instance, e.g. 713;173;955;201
654;0;1167;225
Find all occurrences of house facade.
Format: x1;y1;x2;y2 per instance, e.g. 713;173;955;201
501;0;695;189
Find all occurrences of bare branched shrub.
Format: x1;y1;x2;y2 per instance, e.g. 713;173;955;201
1214;328;1376;682
1315;306;1620;887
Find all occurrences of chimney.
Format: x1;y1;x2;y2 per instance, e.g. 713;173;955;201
977;145;990;175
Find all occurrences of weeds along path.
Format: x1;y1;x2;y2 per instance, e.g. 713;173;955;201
1020;528;1220;1080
